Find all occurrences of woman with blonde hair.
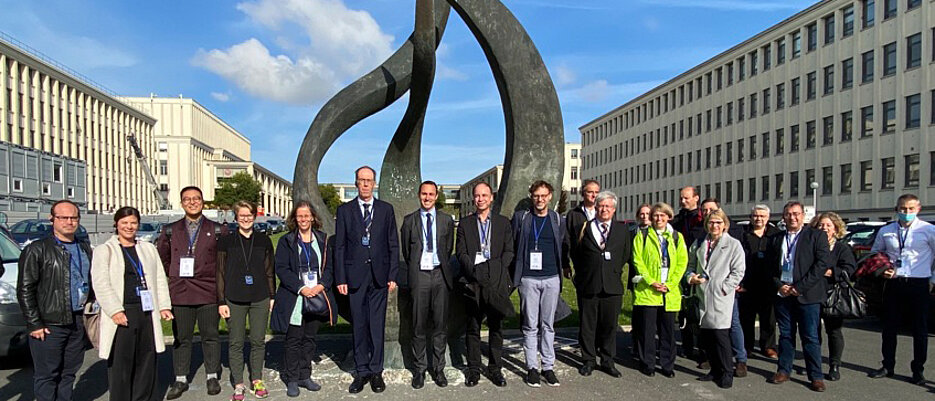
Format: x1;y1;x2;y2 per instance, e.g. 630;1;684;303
809;212;855;381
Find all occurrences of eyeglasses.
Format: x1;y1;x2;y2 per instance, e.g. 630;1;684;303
237;215;255;221
53;216;80;222
531;194;550;199
182;197;203;204
356;179;375;185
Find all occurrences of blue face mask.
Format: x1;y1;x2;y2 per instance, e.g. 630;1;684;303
898;212;917;222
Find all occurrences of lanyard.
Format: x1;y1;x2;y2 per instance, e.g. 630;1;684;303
479;216;491;251
187;219;203;255
238;232;256;275
55;237;84;281
532;215;548;250
898;224;910;257
705;238;718;263
657;230;670;260
299;239;313;268
122;246;148;289
594;220;609;247
784;231;801;264
422;212;433;249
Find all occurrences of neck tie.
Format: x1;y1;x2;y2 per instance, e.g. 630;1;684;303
363;203;372;231
600;222;608;249
425;213;434;252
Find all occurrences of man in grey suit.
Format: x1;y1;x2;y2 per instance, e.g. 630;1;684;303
400;181;455;389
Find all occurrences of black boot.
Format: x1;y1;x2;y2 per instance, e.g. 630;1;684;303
827;364;840;381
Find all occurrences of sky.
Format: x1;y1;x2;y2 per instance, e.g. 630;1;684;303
0;0;816;185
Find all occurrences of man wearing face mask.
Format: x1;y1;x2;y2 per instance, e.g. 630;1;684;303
868;194;935;385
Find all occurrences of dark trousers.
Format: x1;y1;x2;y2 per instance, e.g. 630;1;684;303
108;305;156;401
775;297;823;381
700;328;733;387
881;277;930;373
171;304;221;378
28;312;86;401
282;316;324;382
739;290;777;353
578;292;622;366
633;305;676;372
227;299;270;384
465;298;504;374
348;277;388;376
820;315;845;366
412;268;449;375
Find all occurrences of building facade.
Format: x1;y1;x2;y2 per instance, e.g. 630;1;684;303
581;0;935;221
0;35;159;213
0;142;86;211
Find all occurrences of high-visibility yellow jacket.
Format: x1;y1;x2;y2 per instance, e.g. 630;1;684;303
632;227;689;312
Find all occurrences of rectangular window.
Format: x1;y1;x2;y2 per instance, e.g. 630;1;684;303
12;179;21;192
842;111;853;142
884;0;896;19
706;72;712;94
738;98;745;121
908;0;921;10
860;161;873;191
716;67;723;90
823;65;834;95
706;147;711;169
882;157;895;190
776;83;785;109
716;145;722;167
777;38;786;64
53;163;63;183
42;183;51;196
883;42;897;76
791;124;800;152
930;152;935;185
67;187;74;198
749;135;757;160
716;106;722;128
776;173;784;199
842;58;853;89
749;177;756;201
761;175;770;200
790;171;800;197
806;120;817;149
843;5;855;37
807;72;817;100
571;148;578;158
792;31;802;58
906;93;921;129
932;90;935;124
750;51;758;76
824;14;835;44
905;153;920;187
823;116;834;145
763;45;771;71
807;23;818;51
762;88;770;114
863;0;875;28
726;102;733;125
907;33;922;69
738;138;745;163
841;164;852;193
862;50;874;83
726;141;733;165
737;180;744;202
159;160;168;175
823;166;833;195
727;62;734;85
706;110;712;132
861;105;874;137
883;100;896;133
571;166;578;180
726;181;732;203
776;128;785;155
762;132;770;157
750;94;757;118
806;169;816;197
791;77;801;104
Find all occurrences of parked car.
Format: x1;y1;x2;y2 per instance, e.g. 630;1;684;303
9;219;90;248
254;222;270;235
266;219;285;233
226;222;239;233
0;230;27;357
136;222;162;243
844;222;887;259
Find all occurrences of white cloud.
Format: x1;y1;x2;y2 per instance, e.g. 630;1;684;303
642;0;811;12
437;64;469;81
211;92;232;102
578;80;610;103
562;79;666;105
195;0;394;105
553;64;577;87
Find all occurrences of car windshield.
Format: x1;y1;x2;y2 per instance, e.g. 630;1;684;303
847;229;878;245
139;223;158;232
0;232;20;262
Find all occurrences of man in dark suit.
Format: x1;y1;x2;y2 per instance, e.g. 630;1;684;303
157;186;228;399
400;181;455;389
568;191;632;378
456;181;514;387
767;201;830;392
562;179;600;273
335;166;400;394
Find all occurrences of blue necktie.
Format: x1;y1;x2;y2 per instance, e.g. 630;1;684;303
363;203;372;230
426;213;434;252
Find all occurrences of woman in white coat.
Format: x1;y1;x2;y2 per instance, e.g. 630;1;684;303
686;209;746;389
91;207;173;401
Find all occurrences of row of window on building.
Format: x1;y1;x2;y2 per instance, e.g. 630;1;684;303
582;0;923;147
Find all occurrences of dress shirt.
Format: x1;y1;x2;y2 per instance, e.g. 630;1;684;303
420;207;440;265
582;205;596;222
780;229;803;272
590;218;612;248
871;219;935;282
357;196;374;219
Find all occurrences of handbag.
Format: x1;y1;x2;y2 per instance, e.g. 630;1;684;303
83;301;101;349
821;272;867;319
300;237;333;318
682;285;702;325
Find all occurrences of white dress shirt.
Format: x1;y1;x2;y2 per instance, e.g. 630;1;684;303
582;205;596;222
871;219;935;282
357;196;374;219
590;218;612;248
420;207;440;265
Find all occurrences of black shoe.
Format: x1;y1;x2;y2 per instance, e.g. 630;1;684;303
827;365;840;381
412;371;425;389
716;379;733;389
910;372;926;385
601;364;622;378
490;371;507;387
697;373;714;382
432;371;448;388
165;381;189;400
465;371;480;387
578;362;595;376
206;378;221;396
526;369;541;388
542;370;560;387
371;373;386;393
349;375;368;394
661;370;675;378
868;367;894;379
640;367;655;377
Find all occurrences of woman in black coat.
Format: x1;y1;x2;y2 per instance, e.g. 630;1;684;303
270;201;337;397
810;212;857;381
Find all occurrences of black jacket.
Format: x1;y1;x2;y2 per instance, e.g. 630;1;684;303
673;208;705;249
740;224;781;290
768;226;831;304
571;220;633;297
456;213;515;299
826;242;857;284
562;205;594;271
17;237;93;331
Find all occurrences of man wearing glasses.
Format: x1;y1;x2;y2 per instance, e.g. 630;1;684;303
157;186;229;399
17;200;92;401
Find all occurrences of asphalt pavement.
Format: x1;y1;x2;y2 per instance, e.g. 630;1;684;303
1;318;933;400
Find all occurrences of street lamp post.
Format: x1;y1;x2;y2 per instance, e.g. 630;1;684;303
810;181;820;212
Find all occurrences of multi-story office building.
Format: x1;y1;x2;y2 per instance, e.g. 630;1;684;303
0;142;86;211
0;34;159;213
581;0;935;221
122;96;292;217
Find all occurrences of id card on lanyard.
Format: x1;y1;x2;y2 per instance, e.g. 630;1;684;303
299;240;318;287
659;231;670;282
181;221;202;278
123;247;154;312
781;232;800;283
479;217;491;261
530;216;548;270
57;239;88;305
896;225;910;276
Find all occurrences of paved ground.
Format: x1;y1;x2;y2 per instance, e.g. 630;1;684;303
0;318;933;400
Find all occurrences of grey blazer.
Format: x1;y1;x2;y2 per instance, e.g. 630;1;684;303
686;233;746;330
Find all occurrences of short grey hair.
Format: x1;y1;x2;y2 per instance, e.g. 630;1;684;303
751;204;771;215
595;191;618;208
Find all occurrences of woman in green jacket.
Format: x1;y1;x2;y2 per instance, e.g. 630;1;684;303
632;202;689;378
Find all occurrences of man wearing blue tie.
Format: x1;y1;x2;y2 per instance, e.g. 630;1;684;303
335;166;400;394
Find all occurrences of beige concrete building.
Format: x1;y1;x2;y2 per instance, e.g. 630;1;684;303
122;96;292;217
581;0;935;221
0;34;159;212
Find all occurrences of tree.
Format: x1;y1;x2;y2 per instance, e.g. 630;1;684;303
557;190;569;214
319;184;342;215
214;171;263;209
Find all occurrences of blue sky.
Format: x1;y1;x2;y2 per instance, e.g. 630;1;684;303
0;0;814;184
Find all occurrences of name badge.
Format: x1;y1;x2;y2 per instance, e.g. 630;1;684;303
781;262;794;283
179;257;195;277
421;252;435;271
244;275;254;285
661;267;670;283
474;252;488;265
756;251;765;259
603;251;612;261
139;289;155;312
303;271;318;287
78;283;89;305
361;235;370;247
530;251;543;271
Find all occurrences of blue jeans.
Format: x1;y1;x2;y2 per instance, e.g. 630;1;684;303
731;295;747;363
775;297;823;381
